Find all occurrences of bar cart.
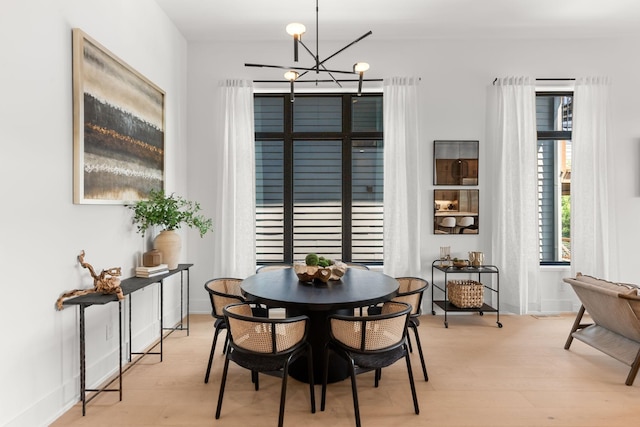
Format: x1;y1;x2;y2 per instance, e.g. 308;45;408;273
431;260;502;328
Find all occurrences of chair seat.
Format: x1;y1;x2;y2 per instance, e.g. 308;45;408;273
228;347;296;372
350;346;406;369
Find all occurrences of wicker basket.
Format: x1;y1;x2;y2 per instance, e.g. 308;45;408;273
447;280;484;308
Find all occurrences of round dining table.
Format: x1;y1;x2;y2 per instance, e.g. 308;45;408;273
241;267;399;383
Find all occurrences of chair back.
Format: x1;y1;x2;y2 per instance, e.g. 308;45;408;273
458;216;475;227
344;262;370;270
224;302;309;354
256;264;292;273
204;278;245;320
394;277;429;316
440;217;456;228
329;301;411;352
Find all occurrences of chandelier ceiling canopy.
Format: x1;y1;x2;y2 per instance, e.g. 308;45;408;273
245;0;373;99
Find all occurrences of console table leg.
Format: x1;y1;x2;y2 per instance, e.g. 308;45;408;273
160;280;164;362
185;269;190;336
80;306;86;416
118;300;123;401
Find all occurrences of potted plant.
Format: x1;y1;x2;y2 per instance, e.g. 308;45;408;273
128;189;213;269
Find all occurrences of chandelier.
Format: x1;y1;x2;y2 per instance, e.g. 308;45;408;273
245;0;372;100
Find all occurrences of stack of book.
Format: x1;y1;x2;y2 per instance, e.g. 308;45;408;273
136;264;169;278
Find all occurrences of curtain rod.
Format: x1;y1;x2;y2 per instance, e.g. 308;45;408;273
492;77;576;85
253;79;384;83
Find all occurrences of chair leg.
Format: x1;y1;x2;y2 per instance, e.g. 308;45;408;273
348;359;362;427
407;332;414;353
625;349;640;386
374;368;381;388
565;305;586;350
403;346;420;415
222;333;229;354
321;346;330;411
306;345;316;413
215;356;230;419
278;363;290;427
409;322;429;381
253;370;259;391
204;324;224;383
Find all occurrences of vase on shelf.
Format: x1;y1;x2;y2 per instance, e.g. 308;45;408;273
154;230;181;270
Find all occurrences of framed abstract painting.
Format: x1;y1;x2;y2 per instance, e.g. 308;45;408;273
72;28;165;204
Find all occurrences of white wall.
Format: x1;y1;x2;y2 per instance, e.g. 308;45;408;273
0;1;191;426
186;36;640;315
4;3;640;424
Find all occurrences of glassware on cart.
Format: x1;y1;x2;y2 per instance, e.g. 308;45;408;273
439;246;451;267
468;251;484;267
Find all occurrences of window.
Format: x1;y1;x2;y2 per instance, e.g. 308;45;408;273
536;91;572;264
255;93;383;265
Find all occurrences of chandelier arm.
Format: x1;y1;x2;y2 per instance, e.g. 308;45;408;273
316;31;372;68
323;71;343;88
245;63;357;75
294;43;342;87
298;39;319;66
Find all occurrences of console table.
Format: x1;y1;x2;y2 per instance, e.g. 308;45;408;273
62;263;192;415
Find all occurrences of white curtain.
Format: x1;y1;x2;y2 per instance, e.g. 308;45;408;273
213;79;256;278
383;77;421;277
488;77;539;314
571;77;615;279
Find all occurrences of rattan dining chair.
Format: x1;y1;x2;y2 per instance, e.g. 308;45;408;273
342;263;371;315
321;301;419;427
203;278;268;384
366;277;429;381
216;302;316;427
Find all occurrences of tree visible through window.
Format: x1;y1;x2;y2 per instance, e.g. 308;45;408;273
254;93;384;265
536;92;572;264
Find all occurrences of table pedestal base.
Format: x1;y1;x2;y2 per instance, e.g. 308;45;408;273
286;308;352;384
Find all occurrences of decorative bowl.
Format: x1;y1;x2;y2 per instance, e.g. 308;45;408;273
452;259;469;269
294;261;348;283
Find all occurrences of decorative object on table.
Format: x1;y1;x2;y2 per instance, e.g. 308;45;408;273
468;251;484;267
439;246;451;267
72;28;165;205
447;279;484;308
451;258;469;269
56;250;123;310
135;264;169;278
294;254;347;283
127;189;212;269
142;249;163;267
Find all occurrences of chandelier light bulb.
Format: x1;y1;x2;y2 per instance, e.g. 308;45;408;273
353;62;370;73
284;70;300;81
286;23;306;37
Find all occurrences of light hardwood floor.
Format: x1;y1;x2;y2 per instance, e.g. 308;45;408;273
52;312;639;427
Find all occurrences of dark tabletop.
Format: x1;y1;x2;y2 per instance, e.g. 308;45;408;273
241;267;399;311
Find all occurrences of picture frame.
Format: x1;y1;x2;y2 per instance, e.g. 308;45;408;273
434;189;479;234
72;28;165;204
433;140;479;186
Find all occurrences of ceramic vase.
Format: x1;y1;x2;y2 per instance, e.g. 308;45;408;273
154;230;181;269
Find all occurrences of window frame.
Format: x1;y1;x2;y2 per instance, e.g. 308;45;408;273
536;90;572;266
254;92;384;265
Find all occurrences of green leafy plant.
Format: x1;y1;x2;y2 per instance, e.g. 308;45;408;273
128;189;213;237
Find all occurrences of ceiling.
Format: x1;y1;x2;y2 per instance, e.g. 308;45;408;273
155;0;640;42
